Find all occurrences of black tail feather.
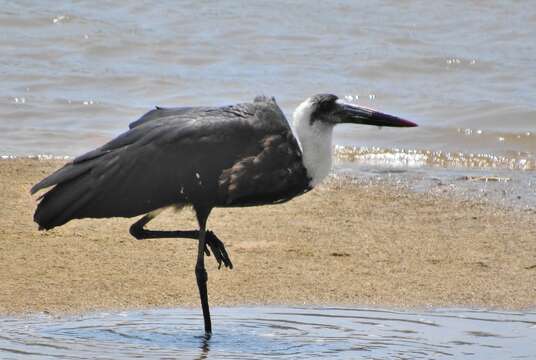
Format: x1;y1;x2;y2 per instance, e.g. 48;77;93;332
33;174;94;230
30;161;94;195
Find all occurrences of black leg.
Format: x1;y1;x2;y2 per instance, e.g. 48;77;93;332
129;214;233;269
196;225;211;334
130;214;199;240
195;206;212;335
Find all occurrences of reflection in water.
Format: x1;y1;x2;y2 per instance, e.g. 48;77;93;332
0;307;535;359
197;333;210;360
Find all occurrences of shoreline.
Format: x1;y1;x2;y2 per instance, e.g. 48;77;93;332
1;159;535;316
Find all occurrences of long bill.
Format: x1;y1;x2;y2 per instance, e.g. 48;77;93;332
335;101;418;127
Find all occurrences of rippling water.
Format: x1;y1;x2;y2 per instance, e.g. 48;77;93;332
1;307;535;359
1;1;535;160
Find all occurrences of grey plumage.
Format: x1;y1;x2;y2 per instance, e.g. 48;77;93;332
32;96;310;230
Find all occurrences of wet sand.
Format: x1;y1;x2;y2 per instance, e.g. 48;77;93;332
1;159;535;314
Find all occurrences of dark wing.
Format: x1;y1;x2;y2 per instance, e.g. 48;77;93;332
31;97;308;229
217;95;311;206
218;131;311;207
129;106;200;129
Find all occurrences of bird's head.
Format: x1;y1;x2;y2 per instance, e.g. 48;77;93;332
291;94;417;187
293;94;417;129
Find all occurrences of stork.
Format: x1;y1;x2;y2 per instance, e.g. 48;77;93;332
31;94;417;335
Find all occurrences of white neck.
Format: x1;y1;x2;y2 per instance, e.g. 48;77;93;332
292;98;334;187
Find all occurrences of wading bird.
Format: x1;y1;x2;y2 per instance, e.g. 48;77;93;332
31;94;417;334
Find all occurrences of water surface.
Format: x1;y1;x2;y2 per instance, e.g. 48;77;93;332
1;0;535;160
1;307;535;359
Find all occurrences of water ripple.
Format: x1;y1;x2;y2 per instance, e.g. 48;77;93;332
0;307;535;359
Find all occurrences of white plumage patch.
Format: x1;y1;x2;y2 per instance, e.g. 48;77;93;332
292;97;334;187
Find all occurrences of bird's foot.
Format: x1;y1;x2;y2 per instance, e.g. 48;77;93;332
204;231;233;270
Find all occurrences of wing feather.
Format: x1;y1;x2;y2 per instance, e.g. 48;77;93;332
32;96;299;229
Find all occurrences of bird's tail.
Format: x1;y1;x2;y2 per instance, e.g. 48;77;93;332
32;161;97;230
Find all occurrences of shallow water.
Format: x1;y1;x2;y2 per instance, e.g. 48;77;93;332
1;307;535;359
333;147;536;210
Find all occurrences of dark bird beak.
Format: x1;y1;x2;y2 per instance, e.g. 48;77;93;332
335;102;418;127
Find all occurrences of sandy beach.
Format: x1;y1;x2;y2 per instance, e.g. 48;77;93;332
1;158;535;315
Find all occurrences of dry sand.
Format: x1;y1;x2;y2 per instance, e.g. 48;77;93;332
1;159;535;315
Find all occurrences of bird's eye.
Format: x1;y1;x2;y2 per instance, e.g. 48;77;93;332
313;94;338;113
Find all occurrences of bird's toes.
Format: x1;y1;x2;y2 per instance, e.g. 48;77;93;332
206;231;233;270
219;246;233;269
211;245;225;269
